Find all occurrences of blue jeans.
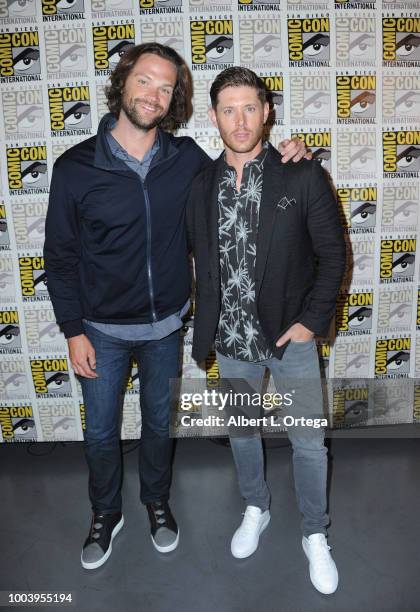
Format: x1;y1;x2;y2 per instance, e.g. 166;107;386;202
217;339;329;537
80;325;181;514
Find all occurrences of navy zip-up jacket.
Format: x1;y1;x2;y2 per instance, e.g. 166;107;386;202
44;113;210;339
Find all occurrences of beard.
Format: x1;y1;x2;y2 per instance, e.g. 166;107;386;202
121;96;166;131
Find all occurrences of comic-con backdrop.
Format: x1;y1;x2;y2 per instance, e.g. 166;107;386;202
0;0;419;443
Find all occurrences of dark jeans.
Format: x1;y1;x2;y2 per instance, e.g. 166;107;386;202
80;325;181;514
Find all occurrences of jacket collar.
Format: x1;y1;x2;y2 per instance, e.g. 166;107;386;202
93;113;178;172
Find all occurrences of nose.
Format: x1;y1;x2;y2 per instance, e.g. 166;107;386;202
236;110;245;127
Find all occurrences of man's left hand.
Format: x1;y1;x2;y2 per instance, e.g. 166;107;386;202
278;138;312;163
276;322;314;347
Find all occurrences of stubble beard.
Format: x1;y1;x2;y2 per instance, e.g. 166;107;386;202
122;96;166;131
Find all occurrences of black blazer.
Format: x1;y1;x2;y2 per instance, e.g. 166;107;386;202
186;144;346;363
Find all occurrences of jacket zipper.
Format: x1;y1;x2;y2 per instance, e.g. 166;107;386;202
141;179;158;322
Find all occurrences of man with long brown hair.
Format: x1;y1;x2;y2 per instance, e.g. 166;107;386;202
44;43;308;570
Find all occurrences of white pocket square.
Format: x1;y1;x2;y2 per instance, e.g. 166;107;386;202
277;196;296;210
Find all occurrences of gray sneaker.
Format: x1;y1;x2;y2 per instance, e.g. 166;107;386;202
81;512;124;570
146;501;179;553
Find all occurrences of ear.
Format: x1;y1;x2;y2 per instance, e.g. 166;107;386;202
208;106;218;129
263;101;269;124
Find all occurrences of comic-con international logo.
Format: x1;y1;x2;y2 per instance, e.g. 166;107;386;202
383;130;420;178
383;75;420;124
337;185;377;233
0;310;21;353
25;306;63;352
337;130;376;180
336;16;376;67
91;0;134;17
380;237;416;284
287;17;330;67
6;145;48;196
48;84;91;137
375;337;411;378
139;0;182;15
414;385;420;422
0;255;16;302
383;17;420;67
92;22;135;76
11;199;48;250
342;236;374;286
334;338;371;378
0;202;10;250
0;0;37;22
239;17;281;68
336;74;376;124
290;73;330;124
192;74;212;129
291;130;331;171
190;19;234;71
378;287;412;332
126;359;140;394
39;403;78;440
382;183;418;232
333;387;369;428
0;29;41;82
336;292;373;335
42;0;84;21
45;25;88;79
238;0;280;11
19;255;49;301
2;87;44;140
140;19;184;56
261;74;283;125
30;357;71;397
0;405;36;442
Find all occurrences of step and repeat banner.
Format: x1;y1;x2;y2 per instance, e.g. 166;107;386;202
0;0;419;443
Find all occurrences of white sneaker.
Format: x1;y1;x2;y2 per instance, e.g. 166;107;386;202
231;506;270;559
302;533;338;594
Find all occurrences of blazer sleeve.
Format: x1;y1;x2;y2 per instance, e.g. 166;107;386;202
298;161;346;336
43;159;84;338
186;173;201;254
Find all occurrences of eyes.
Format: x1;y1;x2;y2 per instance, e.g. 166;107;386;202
61;45;86;71
392;253;415;274
387;350;410;370
254;35;281;59
17;106;44;131
348;307;372;327
206;36;233;62
351;202;376;225
21;162;47;186
397;146;420;169
389;303;411;324
57;0;78;9
0;325;20;345
13;48;39;72
349;34;375;57
395;92;420;114
351;92;376;114
5;374;26;393
394;200;417;224
45;372;70;389
350;147;376;172
222;106;257;116
108;41;134;66
13;418;35;436
302;34;330;57
303;93;330;116
396;34;420;57
64;103;90;127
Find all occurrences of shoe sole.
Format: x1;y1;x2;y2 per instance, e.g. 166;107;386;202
231;513;271;559
302;537;338;595
151;529;179;553
81;515;124;570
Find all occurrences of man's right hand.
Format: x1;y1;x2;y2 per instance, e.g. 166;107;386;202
68;334;98;378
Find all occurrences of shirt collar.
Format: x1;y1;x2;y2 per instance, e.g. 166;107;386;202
223;140;269;173
105;115;160;164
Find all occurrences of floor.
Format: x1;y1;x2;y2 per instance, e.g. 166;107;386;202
1;436;419;612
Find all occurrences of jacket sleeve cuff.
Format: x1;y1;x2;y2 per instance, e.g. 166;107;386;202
60;319;84;339
298;312;330;338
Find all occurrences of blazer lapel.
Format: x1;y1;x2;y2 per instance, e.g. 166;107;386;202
255;146;286;298
204;154;224;292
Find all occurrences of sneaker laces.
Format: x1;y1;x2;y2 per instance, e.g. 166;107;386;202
309;536;333;568
151;503;168;528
